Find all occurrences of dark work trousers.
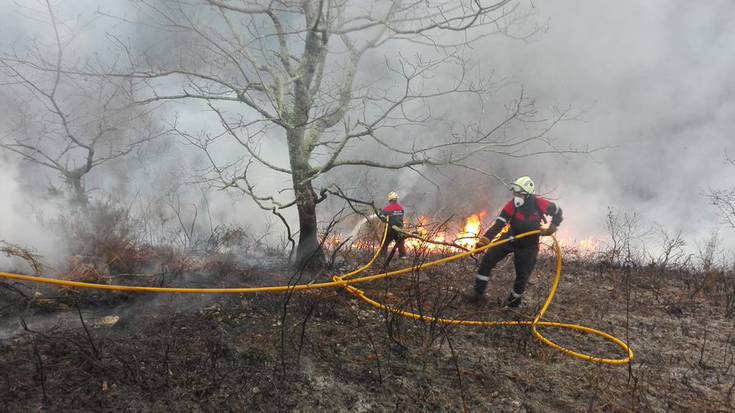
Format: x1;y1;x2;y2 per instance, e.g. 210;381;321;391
474;242;539;296
380;228;407;260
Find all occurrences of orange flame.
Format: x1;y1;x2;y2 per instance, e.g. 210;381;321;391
403;212;487;252
456;213;483;249
326;210;601;256
578;238;601;253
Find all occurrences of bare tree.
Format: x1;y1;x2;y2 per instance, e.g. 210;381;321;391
603;207;650;267
0;1;166;206
709;156;735;229
8;0;581;267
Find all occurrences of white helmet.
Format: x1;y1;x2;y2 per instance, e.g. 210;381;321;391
387;191;399;201
510;176;535;195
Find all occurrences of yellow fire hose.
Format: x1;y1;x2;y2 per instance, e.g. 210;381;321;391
0;226;633;365
334;230;633;365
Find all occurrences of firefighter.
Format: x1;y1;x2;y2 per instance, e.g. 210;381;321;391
378;191;408;261
467;176;563;307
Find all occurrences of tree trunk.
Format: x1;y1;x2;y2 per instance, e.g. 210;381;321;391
66;175;89;208
288;6;327;270
288;132;324;270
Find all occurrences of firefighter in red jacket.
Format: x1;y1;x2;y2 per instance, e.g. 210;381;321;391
378;191;408;261
467;176;563;307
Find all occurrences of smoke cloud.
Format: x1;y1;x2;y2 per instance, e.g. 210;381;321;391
1;0;733;265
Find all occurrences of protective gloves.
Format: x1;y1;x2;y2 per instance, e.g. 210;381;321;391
540;224;558;236
475;236;491;248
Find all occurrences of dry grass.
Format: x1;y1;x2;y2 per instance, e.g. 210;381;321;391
1;247;734;411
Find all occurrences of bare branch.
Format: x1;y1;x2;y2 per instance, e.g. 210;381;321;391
0;0;576;264
207;103;292;174
203;0;270;15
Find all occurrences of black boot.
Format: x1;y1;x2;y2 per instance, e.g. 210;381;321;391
463;276;488;303
463;289;485;304
506;291;522;308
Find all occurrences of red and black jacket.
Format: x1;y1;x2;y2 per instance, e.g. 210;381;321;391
381;202;405;228
483;196;563;246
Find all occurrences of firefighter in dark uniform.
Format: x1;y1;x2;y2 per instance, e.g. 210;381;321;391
378;191;408;261
468;176;563;307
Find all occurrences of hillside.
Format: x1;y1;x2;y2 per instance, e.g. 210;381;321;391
1;247;734;412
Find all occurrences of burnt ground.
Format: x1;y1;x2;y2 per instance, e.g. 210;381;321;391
1;249;734;412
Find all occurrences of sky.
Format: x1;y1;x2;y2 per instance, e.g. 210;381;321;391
1;0;734;268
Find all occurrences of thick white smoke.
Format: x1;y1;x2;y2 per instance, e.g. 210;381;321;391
0;157;66;271
1;0;734;261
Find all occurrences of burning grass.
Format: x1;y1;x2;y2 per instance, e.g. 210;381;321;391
325;211;606;262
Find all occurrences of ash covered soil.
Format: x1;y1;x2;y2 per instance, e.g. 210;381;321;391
1;251;734;412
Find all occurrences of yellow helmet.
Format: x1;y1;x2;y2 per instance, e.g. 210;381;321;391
387;191;399;201
510;176;535;195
